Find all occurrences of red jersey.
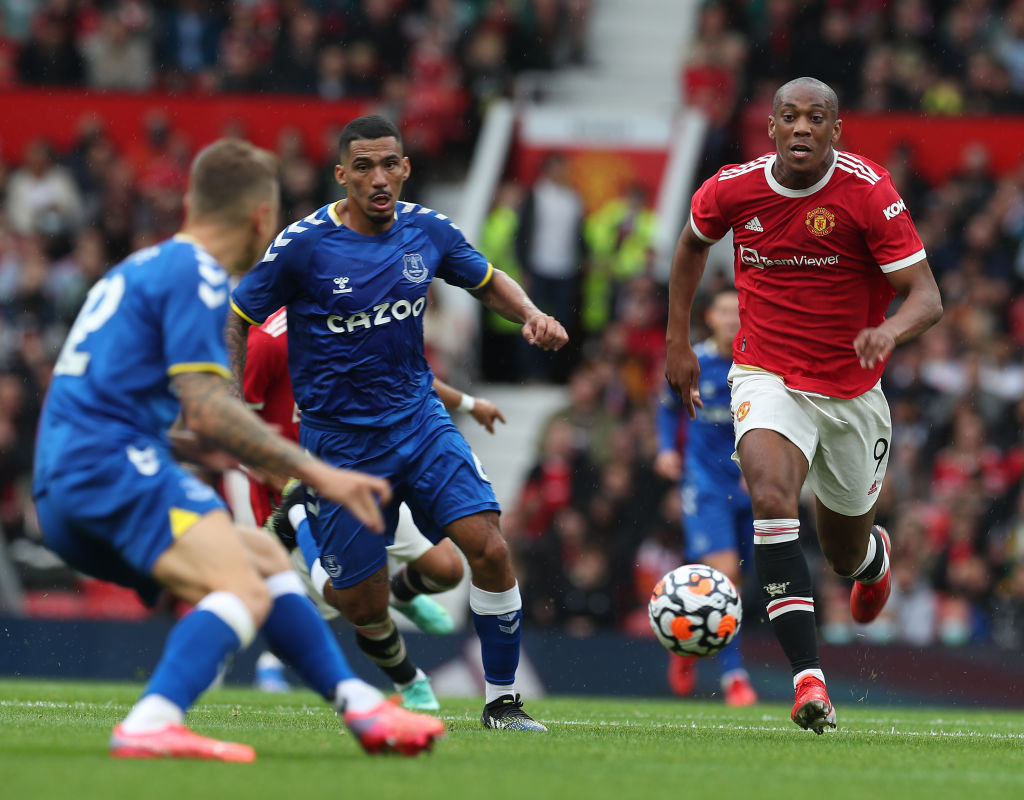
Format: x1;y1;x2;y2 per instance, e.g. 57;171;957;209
690;150;925;398
243;307;299;524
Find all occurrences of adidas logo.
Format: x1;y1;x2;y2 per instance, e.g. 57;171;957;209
744;216;764;232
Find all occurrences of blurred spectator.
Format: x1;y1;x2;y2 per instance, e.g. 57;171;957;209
515;152;585;381
81;4;154;91
478;180;528;382
16;6;85;87
155;0;225;87
4;139;83;246
583;184;657;337
268;6;321;94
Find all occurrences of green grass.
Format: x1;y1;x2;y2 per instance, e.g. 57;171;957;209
2;679;1023;800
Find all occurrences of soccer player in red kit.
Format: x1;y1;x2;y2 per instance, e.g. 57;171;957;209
665;77;942;733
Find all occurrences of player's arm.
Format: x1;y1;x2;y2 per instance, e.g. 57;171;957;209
173;370;390;531
471;268;568;352
853;258;943;369
432;377;507;434
225;309;253;398
665;221;712;419
653;387;683;481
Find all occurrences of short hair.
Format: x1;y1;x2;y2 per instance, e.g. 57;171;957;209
187;139;279;224
773;77;840;120
338;115;402;158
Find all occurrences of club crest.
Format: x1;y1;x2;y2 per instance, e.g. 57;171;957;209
402;253;428;283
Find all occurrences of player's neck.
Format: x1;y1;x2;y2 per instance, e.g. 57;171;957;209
334;199;394;236
771;148;835;190
177;223;247;273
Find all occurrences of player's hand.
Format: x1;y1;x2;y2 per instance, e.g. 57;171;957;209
853;326;897;369
522;313;568;351
665;345;704;420
306;464;392;533
471;397;506;434
654;449;683;481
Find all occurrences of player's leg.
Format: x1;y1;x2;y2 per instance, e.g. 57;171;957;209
234;524;445;754
390;518;462;635
808;386;894;626
109;509;271;761
731;367;834;733
738;429;834;732
445;511;546;731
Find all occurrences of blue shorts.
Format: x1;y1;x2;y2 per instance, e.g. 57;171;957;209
299;398;499;589
33;427;226;605
681;477;754;570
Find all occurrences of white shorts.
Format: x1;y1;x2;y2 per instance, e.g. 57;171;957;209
386;503;435;564
728;365;891;516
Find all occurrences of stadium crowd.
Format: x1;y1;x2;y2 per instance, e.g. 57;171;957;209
3;0;1024;654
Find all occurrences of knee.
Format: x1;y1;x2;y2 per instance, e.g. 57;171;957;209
746;481;798;520
324;584;388;628
463;528;510;572
430;546;465;588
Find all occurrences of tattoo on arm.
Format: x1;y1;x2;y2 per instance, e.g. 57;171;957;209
224;312;251;399
174;371;309;480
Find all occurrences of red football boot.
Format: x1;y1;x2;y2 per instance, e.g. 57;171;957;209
850;526;892;624
791;675;837;734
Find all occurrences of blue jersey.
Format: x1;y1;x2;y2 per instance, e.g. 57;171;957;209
34;235;233;488
657;339;740;486
230;201;493;427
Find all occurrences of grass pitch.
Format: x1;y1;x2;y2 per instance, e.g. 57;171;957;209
2;679;1022;800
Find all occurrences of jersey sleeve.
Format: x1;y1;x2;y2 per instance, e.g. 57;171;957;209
862;177;926;273
430;216;493;289
656;382;683;452
689;171;731;243
230;226;315;325
162;247;232;380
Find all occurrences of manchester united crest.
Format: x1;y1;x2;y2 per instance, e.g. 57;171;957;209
805;207;835;237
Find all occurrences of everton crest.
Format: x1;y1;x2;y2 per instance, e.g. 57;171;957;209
402;253;428;283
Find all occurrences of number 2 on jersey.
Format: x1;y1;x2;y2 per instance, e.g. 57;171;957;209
53;274;126;376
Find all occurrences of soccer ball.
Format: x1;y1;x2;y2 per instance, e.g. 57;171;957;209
648;564;743;657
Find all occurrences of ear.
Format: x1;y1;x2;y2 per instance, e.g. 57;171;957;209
402;156;411;181
334;163;346;187
832;118;842;145
767;115;776;140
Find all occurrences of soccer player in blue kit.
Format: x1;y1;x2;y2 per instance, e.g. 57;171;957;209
227;115;568;731
655;289;757;706
32;138;445;760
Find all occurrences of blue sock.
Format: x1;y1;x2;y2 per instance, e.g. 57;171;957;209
260;571;355;699
469;583;522;687
295;518;319;572
144;592;254;710
715;630;745;677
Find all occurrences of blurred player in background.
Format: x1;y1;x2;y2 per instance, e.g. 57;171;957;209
665;78;942;733
227;115;567;731
655;288;757;707
31;139;444;761
234;302;507;710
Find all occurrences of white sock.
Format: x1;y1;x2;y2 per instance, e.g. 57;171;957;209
793;668;826;688
120;694;185;733
335;679;385;714
288;503;306;531
485;682;516;704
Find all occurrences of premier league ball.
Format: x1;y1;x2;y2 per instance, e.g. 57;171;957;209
649;564;743;657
